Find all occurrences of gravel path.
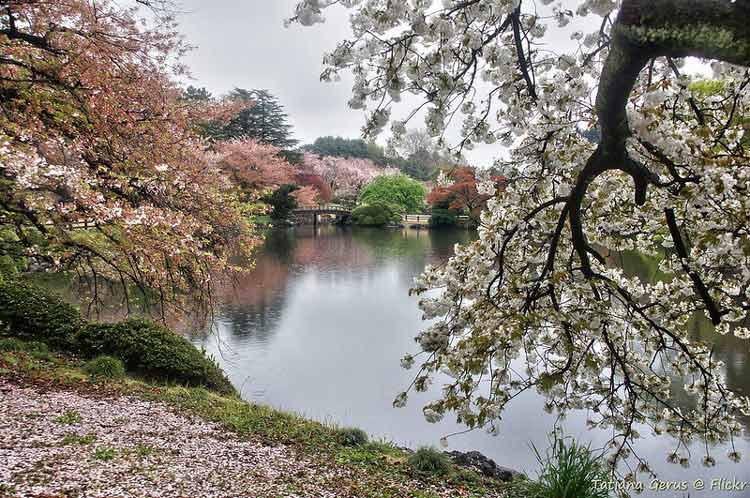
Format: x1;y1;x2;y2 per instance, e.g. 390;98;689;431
0;380;347;497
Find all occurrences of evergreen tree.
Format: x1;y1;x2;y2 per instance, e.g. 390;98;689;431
181;85;213;103
221;89;299;150
304;136;376;161
264;184;299;220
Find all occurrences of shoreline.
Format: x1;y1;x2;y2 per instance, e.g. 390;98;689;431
0;344;522;498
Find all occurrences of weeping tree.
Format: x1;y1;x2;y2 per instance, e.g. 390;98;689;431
290;0;750;474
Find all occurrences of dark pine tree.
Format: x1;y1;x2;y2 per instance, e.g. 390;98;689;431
181;85;213;102
222;89;299;151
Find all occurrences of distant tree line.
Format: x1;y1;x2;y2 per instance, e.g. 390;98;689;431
304;130;458;181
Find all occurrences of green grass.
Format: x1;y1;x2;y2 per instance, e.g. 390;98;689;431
56;410;82;425
93;447;117;461
60;433;97;446
0;338;51;360
527;434;611;498
0;483;17;496
134;443;155;457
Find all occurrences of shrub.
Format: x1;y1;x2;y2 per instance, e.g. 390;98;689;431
25;341;49;354
408;446;452;476
84;355;125;380
429;208;458;227
0;337;26;352
76;318;234;394
337;427;369;446
352;202;400;226
0;280;83;349
528;435;610;498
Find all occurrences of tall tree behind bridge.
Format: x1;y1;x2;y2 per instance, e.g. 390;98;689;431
390;129;460;181
221;89;299;151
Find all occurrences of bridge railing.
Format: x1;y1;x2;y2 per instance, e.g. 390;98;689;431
293;203;353;213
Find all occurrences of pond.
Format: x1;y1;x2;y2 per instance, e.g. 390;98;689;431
192;225;750;497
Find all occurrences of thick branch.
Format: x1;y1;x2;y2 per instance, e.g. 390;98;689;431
569;0;750;284
665;208;724;325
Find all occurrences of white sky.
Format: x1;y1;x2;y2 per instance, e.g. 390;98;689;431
175;0;505;166
173;1;713;168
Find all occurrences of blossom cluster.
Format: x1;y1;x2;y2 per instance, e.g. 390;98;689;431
292;0;750;472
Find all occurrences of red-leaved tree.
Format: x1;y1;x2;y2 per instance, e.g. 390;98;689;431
427;167;505;221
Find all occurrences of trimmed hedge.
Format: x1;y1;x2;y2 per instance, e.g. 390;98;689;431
0;279;234;395
76;319;234;394
352;202;400;226
0;279;83;349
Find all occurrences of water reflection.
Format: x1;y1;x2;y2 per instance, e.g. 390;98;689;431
613;250;750;401
197;227;750;497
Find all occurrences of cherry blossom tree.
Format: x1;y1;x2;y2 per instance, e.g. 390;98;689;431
291;0;750;472
304;153;398;203
209;140;334;209
295;173;333;204
208;139;297;197
0;0;260;317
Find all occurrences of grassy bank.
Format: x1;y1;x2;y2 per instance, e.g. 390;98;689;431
0;339;524;498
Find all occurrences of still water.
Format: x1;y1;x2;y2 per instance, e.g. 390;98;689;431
194;226;750;497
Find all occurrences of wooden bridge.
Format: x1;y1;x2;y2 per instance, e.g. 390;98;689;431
403;214;472;228
291;205;473;228
292;204;353;226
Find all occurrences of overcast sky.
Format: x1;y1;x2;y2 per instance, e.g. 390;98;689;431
173;1;711;168
174;0;507;166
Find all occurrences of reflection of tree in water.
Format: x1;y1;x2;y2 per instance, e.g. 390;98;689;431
351;227;476;284
215;249;293;343
688;315;750;429
606;248;750;434
211;226;474;342
214;227;378;342
292;227;376;270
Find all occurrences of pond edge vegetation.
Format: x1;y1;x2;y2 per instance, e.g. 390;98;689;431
0;279;515;497
0;277;614;497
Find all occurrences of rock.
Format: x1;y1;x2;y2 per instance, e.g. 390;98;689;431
444;450;520;482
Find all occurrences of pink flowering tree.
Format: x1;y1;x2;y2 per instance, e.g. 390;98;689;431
208;139;297;197
303;153;398;203
0;0;260;317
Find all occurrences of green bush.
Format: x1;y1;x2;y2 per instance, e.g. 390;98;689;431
76;318;234;394
408;446;452;476
528;435;610;498
337;427;369;446
84;355;125;380
429;208;458;227
358;174;427;213
0;280;83;349
0;337;26;352
352;202;400;226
